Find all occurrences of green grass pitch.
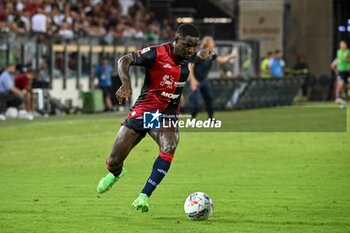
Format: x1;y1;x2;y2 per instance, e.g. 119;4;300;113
0;103;349;233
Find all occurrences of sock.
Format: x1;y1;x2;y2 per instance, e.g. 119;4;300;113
106;159;122;177
141;152;174;197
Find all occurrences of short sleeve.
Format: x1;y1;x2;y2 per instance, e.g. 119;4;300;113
131;46;157;68
3;73;14;90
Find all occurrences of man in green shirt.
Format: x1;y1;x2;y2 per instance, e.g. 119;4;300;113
337;41;350;99
260;51;272;78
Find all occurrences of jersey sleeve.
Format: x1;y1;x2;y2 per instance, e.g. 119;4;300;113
131;46;157;69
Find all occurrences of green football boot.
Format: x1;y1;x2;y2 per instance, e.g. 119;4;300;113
96;168;126;194
132;193;149;213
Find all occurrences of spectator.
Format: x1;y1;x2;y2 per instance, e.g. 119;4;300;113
134;25;145;39
115;24;125;38
15;68;37;114
0;0;177;42
95;57;113;111
270;49;285;78
293;53;309;75
260;51;272;78
120;0;135;15
31;8;48;33
16;1;25;12
58;22;74;39
26;1;41;16
104;28;115;45
122;23;136;38
294;53;310;97
50;4;65;30
0;64;33;120
16;11;31;32
336;41;350;99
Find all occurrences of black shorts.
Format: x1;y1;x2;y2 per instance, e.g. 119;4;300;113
122;118;149;137
339;71;350;83
121;116;178;136
0;91;24;111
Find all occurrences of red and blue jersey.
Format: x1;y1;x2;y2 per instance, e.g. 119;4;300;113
128;42;193;119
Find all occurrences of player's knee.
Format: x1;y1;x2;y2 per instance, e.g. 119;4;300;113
161;144;177;154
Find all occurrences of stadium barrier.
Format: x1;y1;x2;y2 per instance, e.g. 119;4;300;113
1;32;309;111
183;76;306;110
233;76;305;109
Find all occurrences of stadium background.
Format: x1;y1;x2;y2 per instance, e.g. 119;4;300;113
0;0;350;233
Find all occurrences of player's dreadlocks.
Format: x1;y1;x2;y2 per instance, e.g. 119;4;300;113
176;24;200;38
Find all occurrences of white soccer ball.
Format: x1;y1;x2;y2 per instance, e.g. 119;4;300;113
184;192;214;221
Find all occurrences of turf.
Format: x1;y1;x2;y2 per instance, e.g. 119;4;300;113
0;103;349;233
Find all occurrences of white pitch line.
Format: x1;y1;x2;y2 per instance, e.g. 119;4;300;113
0;132;115;145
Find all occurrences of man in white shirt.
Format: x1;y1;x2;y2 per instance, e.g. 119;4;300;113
31;8;48;33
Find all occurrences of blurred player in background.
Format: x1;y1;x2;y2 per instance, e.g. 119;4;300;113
330;58;343;103
270;49;285;78
293;54;309;98
260;51;272;78
96;24;214;213
189;36;237;119
336;41;350;100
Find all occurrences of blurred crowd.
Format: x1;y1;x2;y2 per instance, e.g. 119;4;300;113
260;49;309;78
0;63;47;120
0;0;177;41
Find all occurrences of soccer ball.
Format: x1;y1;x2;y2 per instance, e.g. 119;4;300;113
184;192;214;220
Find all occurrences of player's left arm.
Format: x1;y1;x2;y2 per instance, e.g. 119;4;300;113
188;63;198;91
344;51;350;62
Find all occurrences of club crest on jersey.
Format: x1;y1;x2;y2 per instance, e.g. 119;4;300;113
160;75;174;89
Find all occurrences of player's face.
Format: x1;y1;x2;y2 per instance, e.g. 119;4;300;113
174;35;199;59
8;65;16;75
208;39;215;49
340;41;347;50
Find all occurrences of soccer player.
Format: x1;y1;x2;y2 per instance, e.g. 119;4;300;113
260;51;273;78
96;24;214;213
336;41;350;100
270;49;286;78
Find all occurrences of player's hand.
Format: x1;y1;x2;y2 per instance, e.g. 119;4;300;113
191;79;199;91
198;48;215;61
231;50;238;58
115;83;132;104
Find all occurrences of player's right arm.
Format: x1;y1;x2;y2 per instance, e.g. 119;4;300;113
330;58;338;74
116;54;133;104
116;47;157;104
